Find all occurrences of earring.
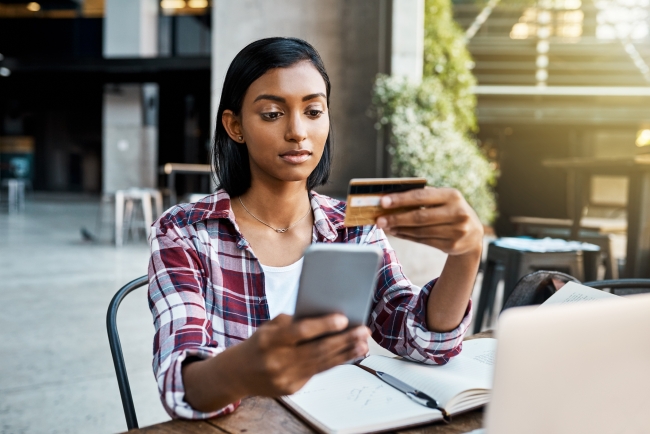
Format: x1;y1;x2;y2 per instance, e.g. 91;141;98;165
238;136;243;142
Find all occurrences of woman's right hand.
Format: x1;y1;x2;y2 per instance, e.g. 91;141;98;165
238;314;370;396
182;313;369;413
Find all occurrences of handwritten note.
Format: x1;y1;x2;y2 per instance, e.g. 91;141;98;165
539;282;620;308
473;351;496;366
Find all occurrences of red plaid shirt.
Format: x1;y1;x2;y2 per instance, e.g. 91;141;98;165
148;190;472;419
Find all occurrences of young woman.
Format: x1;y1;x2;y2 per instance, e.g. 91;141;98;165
148;37;483;419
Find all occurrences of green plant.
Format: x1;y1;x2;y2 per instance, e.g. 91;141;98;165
424;0;478;134
373;75;497;224
371;0;497;224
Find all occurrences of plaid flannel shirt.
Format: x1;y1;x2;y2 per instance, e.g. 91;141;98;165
148;190;472;419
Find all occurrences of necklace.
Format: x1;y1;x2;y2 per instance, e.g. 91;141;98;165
238;196;312;233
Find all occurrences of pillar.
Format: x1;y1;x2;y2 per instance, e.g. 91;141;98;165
102;0;158;193
391;0;425;83
211;0;392;196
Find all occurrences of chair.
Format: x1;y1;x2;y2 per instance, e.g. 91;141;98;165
106;275;149;431
91;189;163;245
583;279;650;294
1;178;26;212
473;238;601;334
115;188;163;246
500;275;650;312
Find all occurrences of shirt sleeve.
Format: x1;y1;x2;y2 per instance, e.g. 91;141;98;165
363;227;473;365
148;221;240;419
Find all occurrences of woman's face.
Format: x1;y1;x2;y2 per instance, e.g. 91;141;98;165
223;61;330;188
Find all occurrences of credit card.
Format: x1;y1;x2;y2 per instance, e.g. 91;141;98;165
344;177;427;227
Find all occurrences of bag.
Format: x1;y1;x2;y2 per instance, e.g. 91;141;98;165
502;270;580;311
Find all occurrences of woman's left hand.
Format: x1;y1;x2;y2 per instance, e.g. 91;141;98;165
375;187;483;257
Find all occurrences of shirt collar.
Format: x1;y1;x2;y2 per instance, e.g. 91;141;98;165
309;191;345;242
183;189;235;225
185;189;345;242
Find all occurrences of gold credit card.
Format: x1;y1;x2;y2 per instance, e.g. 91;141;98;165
344;177;427;227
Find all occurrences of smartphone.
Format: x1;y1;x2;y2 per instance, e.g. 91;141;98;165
293;244;383;327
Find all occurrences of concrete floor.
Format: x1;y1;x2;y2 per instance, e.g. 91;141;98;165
0;194;168;434
0;194;486;434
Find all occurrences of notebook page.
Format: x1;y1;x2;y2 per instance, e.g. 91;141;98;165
360;339;496;407
538;281;620;308
284;365;441;434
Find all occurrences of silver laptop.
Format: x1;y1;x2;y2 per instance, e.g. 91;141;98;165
484;293;650;434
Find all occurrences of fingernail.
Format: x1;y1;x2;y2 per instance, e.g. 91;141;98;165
334;315;348;329
381;196;392;208
376;217;387;228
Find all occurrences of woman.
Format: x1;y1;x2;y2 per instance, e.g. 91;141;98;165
148;37;483;419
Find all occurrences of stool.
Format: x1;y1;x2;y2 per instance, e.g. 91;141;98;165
1;179;26;213
115;188;163;246
473;238;601;333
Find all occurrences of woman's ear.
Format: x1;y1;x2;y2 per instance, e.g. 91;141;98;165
222;110;245;143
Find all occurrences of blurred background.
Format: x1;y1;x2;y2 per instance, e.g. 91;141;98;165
1;0;649;432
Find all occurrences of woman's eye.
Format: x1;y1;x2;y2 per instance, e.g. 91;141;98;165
261;112;282;120
306;110;323;117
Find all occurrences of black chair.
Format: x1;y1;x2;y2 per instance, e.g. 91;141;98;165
106;275;149;431
473;240;601;334
583;279;650;293
500;275;650;313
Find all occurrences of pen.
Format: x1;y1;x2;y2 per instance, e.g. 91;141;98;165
375;371;445;413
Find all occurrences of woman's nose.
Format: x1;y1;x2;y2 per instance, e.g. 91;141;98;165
284;112;307;143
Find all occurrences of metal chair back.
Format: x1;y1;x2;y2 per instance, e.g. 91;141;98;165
500;275;650;315
106;275;149;431
583;279;650;292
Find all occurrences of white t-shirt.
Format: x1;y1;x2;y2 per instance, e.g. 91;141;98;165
260;257;303;319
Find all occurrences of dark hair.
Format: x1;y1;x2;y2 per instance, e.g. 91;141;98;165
212;37;333;197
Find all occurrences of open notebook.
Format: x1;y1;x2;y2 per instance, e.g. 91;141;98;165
280;338;496;434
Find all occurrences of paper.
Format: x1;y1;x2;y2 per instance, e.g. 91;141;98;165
285;365;439;434
538;281;620;308
360;339;497;409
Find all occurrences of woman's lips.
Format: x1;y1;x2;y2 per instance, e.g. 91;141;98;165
280;150;312;164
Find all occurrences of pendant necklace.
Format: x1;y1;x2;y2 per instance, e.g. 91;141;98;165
238;196;311;233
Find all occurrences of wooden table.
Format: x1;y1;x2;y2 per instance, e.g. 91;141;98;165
127;332;492;434
543;155;650;278
160;163;212;206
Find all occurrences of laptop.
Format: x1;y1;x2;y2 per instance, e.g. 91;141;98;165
484;292;650;433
